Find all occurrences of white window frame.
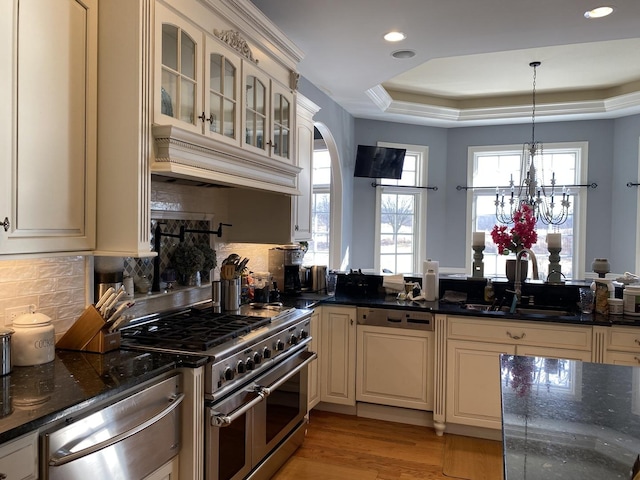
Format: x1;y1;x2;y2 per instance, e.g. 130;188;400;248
466;142;589;279
374;142;429;274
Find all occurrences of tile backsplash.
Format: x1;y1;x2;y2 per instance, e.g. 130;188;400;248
0;256;87;339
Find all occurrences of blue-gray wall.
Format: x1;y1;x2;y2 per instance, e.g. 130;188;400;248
300;75;640;276
298;77;355;268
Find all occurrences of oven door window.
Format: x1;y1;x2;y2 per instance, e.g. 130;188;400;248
265;372;301;443
219;411;249;480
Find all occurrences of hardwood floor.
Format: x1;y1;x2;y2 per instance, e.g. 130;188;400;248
272;410;503;480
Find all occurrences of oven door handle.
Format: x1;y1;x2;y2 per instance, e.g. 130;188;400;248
259;350;317;397
210;391;266;427
48;393;185;467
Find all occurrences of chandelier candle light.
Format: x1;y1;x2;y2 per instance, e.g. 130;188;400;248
495;61;571;226
546;233;563;283
472;232;485;278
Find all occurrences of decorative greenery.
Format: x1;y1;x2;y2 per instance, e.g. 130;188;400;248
171;243;205;277
197;244;217;272
490;204;538;255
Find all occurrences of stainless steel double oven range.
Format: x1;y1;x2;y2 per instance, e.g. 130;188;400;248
121;303;316;480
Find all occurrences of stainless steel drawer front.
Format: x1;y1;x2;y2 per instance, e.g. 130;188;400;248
42;374;183;480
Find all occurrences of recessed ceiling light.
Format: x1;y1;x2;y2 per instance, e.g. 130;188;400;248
384;31;406;42
584;6;614;18
391;49;415;59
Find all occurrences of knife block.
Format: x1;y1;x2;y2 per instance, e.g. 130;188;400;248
56;305;121;353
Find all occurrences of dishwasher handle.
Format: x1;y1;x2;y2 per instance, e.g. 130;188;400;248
48;393;185;467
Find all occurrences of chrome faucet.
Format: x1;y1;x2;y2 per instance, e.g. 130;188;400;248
511;248;539;310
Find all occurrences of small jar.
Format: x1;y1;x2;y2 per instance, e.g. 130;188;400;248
623;285;640;317
12;311;55;366
608;298;624;316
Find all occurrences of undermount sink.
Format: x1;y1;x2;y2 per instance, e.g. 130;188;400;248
463;303;577;317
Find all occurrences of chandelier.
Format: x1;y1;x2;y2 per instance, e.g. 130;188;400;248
495;61;571;226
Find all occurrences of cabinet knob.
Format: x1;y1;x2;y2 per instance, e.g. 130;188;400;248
1;217;9;232
197;112;214;123
0;473;7;480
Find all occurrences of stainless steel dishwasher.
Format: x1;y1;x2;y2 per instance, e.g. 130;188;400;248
40;372;183;480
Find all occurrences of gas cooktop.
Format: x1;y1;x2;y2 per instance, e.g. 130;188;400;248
120;304;299;352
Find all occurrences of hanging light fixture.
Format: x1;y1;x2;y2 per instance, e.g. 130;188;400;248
495;61;571;226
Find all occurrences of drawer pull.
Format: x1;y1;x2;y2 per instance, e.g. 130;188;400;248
634;357;640;364
506;331;526;340
635;339;640;346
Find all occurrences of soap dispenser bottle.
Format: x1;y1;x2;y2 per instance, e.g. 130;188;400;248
484;279;495;303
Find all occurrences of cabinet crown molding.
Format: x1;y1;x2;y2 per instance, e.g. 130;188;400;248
213;29;258;64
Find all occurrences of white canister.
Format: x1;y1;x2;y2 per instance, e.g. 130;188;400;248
12;311;55;366
608;298;624;316
623;285;640;317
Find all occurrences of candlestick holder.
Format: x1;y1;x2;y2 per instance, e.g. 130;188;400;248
472;245;485;278
547;247;563;283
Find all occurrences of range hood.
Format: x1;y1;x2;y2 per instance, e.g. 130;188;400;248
152;124;301;195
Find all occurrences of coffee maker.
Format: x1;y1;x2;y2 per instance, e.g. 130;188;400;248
268;246;304;294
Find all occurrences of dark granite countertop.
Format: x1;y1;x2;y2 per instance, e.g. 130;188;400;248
316;293;640;327
501;355;640;479
0;349;186;444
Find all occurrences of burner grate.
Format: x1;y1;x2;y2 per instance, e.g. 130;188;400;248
121;310;272;351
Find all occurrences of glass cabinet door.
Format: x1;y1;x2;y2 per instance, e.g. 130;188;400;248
208;52;238;139
245;75;266;151
272;92;290;159
161;23;197;125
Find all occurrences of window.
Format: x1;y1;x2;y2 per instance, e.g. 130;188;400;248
468;142;588;279
375;143;428;274
303;141;331;266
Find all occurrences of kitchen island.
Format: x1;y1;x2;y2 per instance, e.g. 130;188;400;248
501;355;640;479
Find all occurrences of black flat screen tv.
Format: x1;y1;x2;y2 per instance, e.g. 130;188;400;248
353;145;406;179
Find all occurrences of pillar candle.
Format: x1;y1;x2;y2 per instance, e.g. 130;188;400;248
547;233;561;249
472;231;485;247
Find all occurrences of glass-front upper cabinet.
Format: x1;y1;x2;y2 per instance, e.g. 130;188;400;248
242;62;294;162
272;91;290;159
245;73;267;152
155;6;203;134
208;52;238;140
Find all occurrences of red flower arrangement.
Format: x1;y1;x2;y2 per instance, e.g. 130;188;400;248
490;204;538;255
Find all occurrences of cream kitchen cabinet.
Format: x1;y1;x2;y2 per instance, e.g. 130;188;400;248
602;326;640;366
0;0;97;255
445;316;592;430
356;324;434;411
144;457;180;480
97;0;303;256
308;309;321;410
320;306;356;406
151;0;302;196
292;94;321;241
0;431;38;480
155;4;241;148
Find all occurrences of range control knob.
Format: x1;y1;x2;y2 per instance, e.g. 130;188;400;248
263;347;272;359
299;330;309;339
237;360;246;374
253;352;262;364
275;339;285;351
289;334;299;345
224;367;235;381
246;357;255;370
